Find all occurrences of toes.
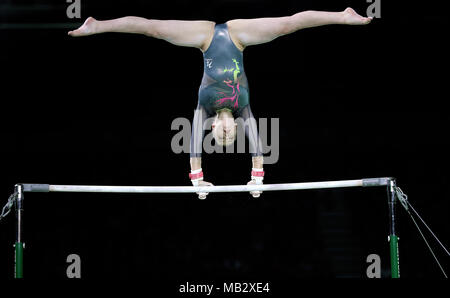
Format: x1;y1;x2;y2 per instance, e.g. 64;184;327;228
69;29;81;36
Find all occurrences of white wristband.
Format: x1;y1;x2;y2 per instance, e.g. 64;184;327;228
191;168;202;174
252;168;264;184
190;168;203;186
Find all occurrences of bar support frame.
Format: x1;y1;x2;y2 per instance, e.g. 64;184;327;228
12;177;399;278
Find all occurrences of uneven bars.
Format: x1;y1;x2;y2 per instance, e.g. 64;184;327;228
12;177;401;279
20;177;391;194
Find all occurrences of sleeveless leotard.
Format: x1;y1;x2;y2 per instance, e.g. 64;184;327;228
190;23;262;157
198;23;249;116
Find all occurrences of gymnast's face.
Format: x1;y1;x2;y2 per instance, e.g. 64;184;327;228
212;115;237;146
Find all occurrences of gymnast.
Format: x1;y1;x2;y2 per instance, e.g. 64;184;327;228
69;8;372;199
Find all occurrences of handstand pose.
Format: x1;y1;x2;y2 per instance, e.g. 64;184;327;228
69;8;372;199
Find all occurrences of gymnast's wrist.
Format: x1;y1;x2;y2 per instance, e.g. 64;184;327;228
189;168;204;186
252;156;264;168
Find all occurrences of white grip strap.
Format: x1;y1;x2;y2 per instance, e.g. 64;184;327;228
190;168;204;186
190;168;208;199
251;168;264;184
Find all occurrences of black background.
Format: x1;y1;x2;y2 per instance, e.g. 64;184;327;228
0;0;449;283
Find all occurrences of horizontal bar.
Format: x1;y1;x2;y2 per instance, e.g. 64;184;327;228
21;178;392;194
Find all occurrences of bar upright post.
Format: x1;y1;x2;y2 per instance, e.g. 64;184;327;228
14;184;24;278
387;179;400;278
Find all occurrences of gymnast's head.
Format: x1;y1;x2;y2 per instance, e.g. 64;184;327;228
212;108;237;146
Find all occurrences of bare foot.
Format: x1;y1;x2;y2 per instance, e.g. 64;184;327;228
342;7;373;25
68;17;98;37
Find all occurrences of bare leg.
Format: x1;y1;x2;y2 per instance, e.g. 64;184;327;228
68;16;215;51
290;7;372;30
68;16;155;36
228;7;372;49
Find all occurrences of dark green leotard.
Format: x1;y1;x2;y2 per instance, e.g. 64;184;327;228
198;23;249;116
190;23;261;157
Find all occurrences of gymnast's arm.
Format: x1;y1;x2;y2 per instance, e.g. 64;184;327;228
68;16;215;52
190;104;214;199
239;105;265;198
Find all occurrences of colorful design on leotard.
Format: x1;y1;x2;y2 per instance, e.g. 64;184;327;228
223;58;241;83
216;58;241;108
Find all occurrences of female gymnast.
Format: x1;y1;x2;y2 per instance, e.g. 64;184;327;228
69;8;372;199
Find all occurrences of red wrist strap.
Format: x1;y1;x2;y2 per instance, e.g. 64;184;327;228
189;171;204;180
251;170;265;177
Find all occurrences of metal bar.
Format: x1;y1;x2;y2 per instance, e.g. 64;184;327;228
21;178;391;194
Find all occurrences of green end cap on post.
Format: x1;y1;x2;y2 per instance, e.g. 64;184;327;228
389;235;400;278
15;242;24;278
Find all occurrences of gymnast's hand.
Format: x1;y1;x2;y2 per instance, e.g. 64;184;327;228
247;180;262;198
196;180;214;200
249;158;264;198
